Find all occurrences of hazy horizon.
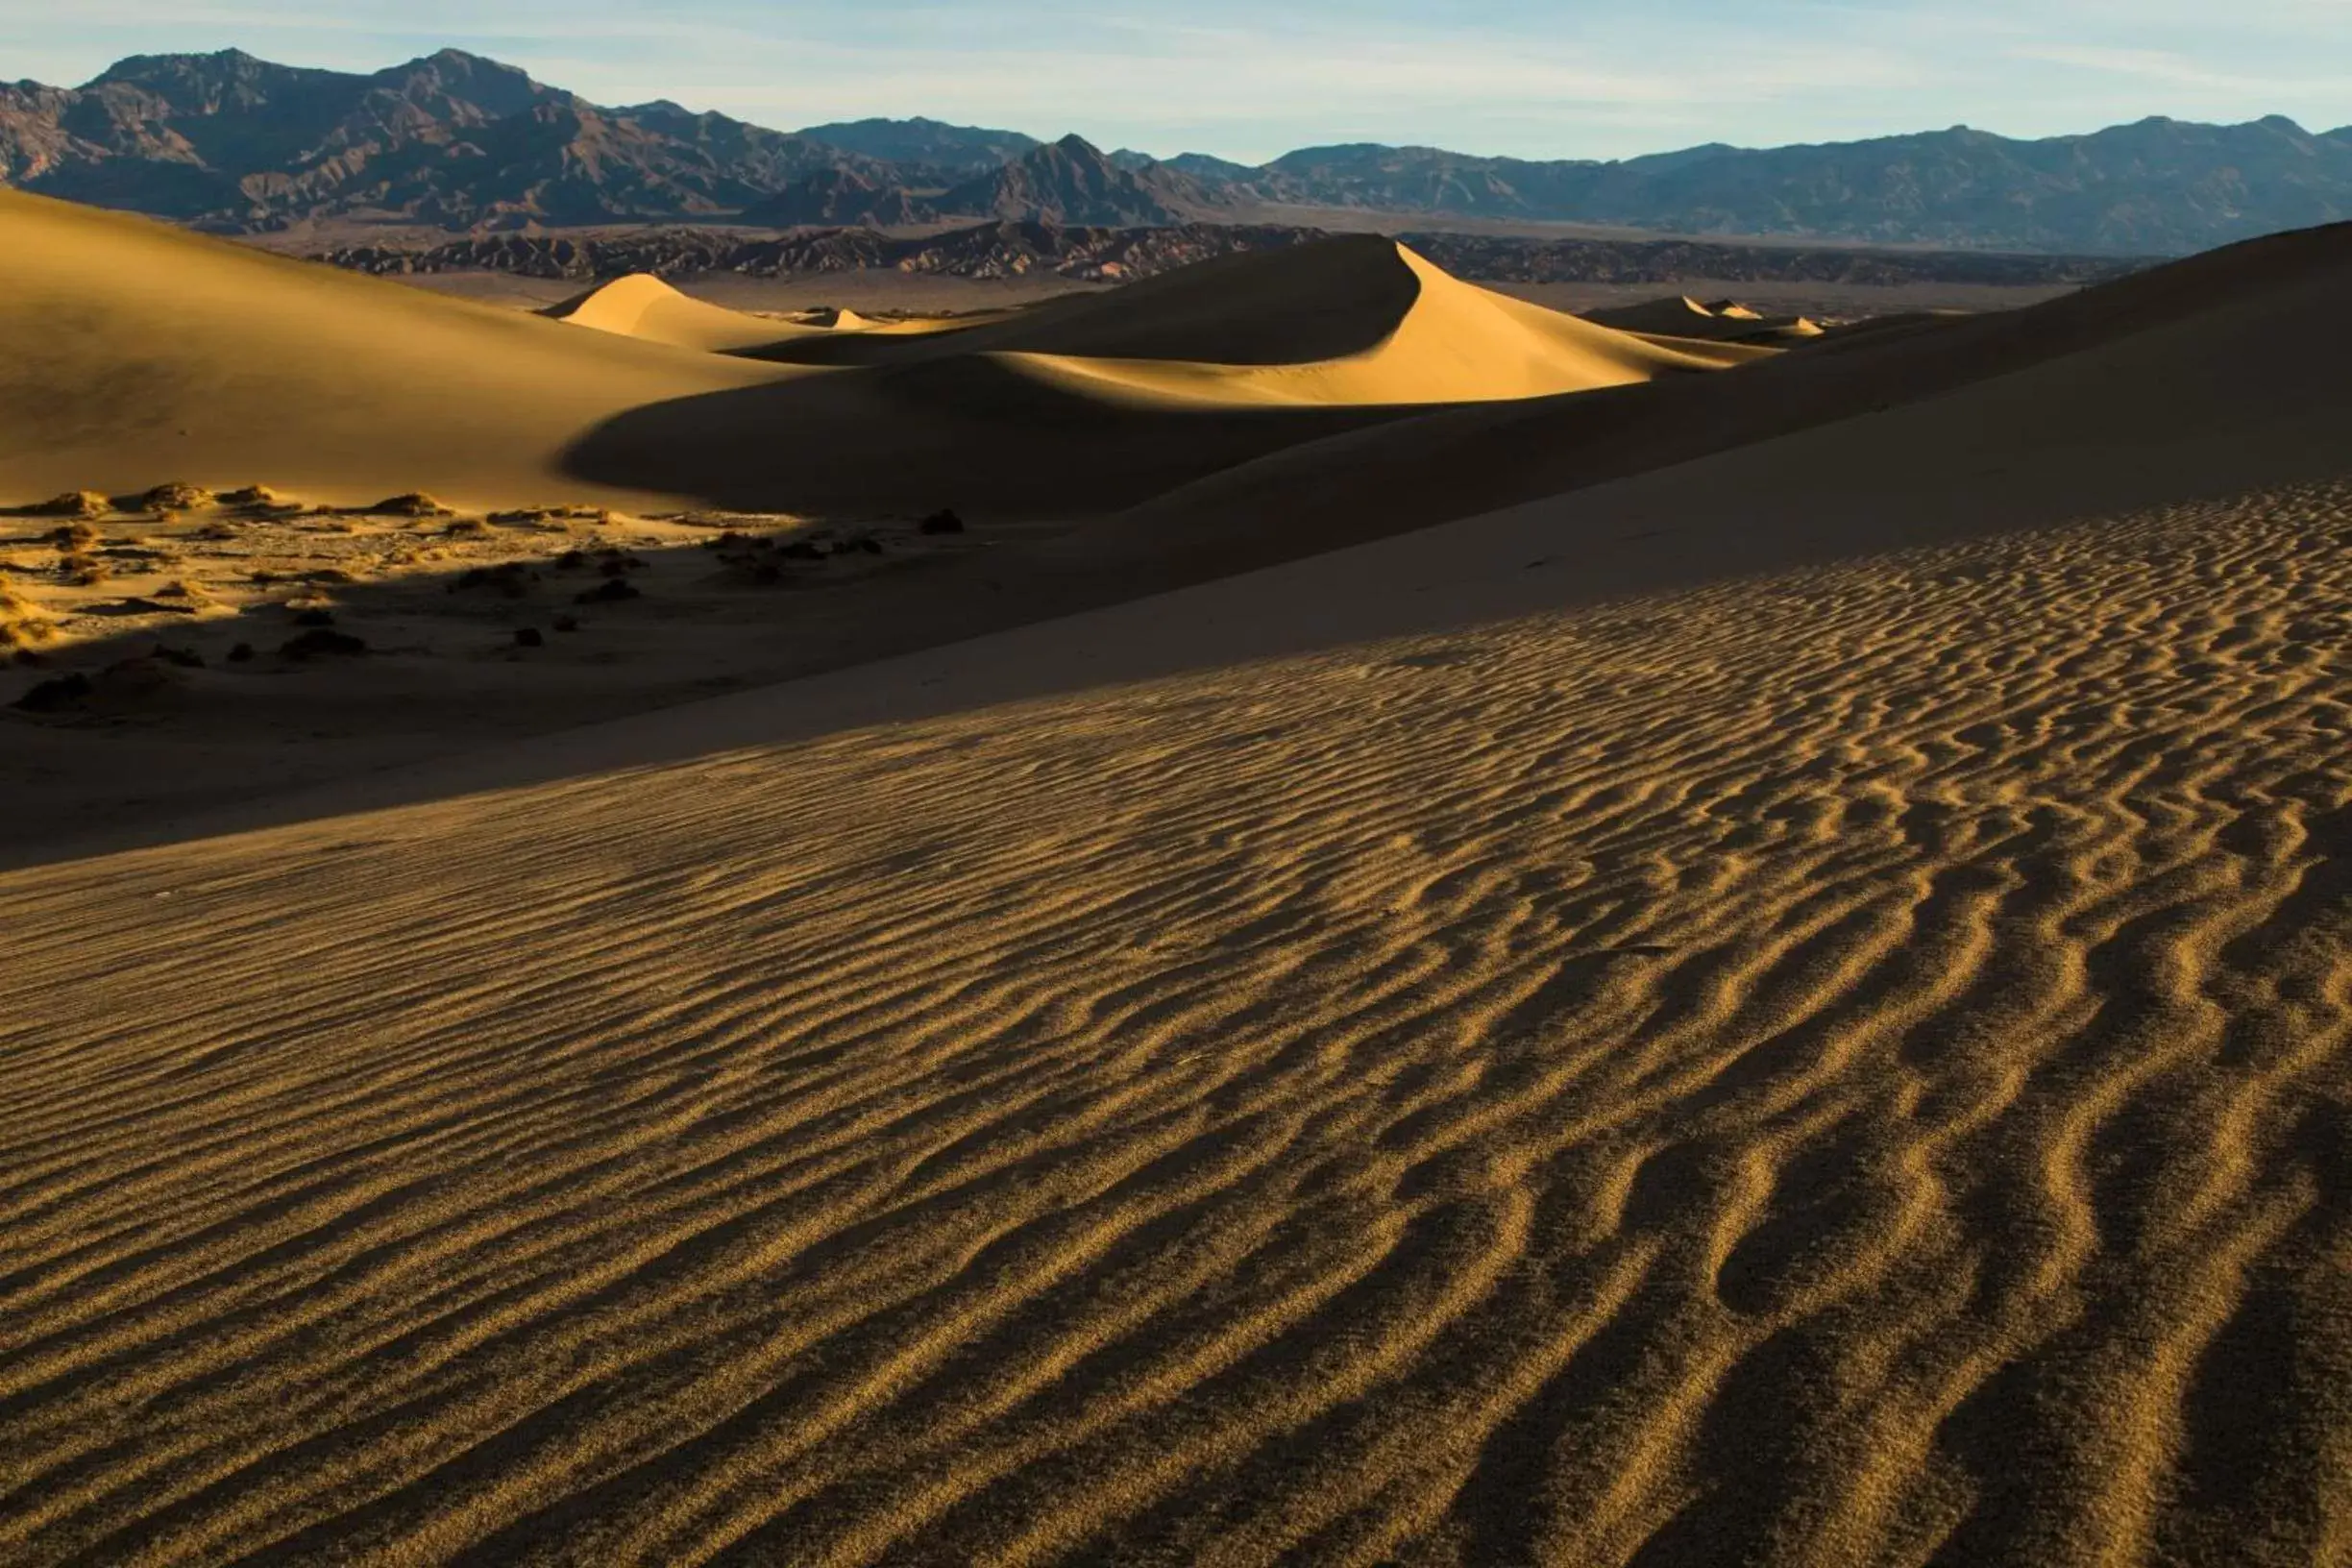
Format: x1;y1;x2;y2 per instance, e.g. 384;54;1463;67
6;1;2349;165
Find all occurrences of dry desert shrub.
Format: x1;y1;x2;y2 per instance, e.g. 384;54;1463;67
279;627;366;659
12;672;92;712
133;482;212;513
59;553;109;588
218;485;279;508
366;493;454;519
0;584;57;647
453;563;533;598
24;491;109;520
487;504;610;527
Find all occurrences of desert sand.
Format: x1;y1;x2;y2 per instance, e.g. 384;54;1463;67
3;188;2351;1565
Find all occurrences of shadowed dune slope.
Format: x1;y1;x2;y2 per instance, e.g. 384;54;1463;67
737;236;1758;407
736;234;1434;369
996;247;1761;409
558;238;1764;515
6;385;2352;1557
1090;219;2352;577
0;206;1761;525
0;191;789;508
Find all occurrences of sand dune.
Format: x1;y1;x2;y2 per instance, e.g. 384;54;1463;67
999;247;1760;408
547;274;834;354
546;279;978;354
1583;294;1825;345
6;208;2352;1564
553;239;1769;516
733;236;1761;406
0;192;789;509
5;491;2349;1564
0;208;1764;523
1090;219;2352;580
6;190;2352;1564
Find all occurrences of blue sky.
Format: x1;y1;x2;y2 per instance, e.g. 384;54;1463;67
4;1;2348;161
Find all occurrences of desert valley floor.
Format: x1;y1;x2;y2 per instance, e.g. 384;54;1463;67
2;190;2350;1564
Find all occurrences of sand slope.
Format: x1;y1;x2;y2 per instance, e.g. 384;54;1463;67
731;235;1759;406
1091;219;2352;580
1001;248;1758;408
0;207;1761;522
1584;294;1825;344
546;275;831;354
4;215;2352;1563
555;238;1768;516
0;192;788;509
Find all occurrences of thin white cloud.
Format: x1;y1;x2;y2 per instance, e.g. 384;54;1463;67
2015;42;2346;98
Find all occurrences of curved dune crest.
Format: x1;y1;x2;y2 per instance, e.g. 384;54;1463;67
0;197;1772;527
1586;294;1826;346
998;247;1763;408
546;274;831;354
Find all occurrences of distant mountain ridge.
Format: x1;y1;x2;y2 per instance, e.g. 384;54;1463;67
936;135;1230;226
5;46;2350;251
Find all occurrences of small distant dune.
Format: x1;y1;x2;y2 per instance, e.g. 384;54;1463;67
1583;294;1826;345
546;274;834;355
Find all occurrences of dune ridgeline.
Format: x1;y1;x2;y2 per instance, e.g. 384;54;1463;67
0;191;1754;519
5;184;2352;1566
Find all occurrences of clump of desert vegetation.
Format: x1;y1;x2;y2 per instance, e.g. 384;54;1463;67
17;491;110;520
0;583;57;648
130;482;213;513
364;493;455;519
487;504;611;528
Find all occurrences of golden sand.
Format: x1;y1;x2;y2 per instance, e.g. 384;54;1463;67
3;188;2350;1565
5;476;2350;1562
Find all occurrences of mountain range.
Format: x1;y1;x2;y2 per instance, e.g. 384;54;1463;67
6;47;2351;252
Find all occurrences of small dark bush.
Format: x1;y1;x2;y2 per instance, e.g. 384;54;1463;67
453;563;531;598
13;673;92;712
135;482;212;512
574;579;641;605
366;492;453;518
919;508;966;535
280;628;367;659
514;626;544;648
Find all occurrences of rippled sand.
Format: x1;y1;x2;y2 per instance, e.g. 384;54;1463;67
7;479;2349;1564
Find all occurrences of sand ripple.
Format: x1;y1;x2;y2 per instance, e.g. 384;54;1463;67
5;485;2352;1564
